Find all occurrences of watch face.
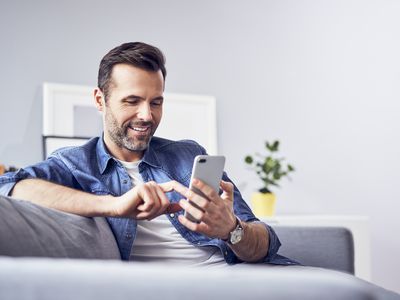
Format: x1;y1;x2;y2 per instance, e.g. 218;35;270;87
230;227;243;244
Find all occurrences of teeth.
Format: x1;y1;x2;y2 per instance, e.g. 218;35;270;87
133;127;148;132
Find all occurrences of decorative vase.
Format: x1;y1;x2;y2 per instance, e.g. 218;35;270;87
251;192;276;217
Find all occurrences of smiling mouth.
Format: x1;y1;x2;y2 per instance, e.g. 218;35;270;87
128;125;151;134
132;126;149;132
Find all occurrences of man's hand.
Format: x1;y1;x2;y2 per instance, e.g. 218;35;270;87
109;181;183;220
176;179;237;240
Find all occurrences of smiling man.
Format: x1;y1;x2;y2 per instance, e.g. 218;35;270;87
0;42;295;266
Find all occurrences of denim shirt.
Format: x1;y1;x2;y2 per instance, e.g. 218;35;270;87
0;136;297;265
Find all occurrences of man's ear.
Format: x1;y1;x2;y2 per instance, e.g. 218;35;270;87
94;88;105;112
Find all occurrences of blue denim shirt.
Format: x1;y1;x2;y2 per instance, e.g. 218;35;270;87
0;136;297;265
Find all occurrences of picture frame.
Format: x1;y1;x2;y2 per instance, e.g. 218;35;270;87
42;136;91;159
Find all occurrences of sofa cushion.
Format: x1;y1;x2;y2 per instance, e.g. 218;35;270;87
0;258;398;300
274;226;355;274
0;195;120;259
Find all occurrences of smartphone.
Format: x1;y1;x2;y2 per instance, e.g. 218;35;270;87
184;155;226;223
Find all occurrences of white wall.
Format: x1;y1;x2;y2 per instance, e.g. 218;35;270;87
1;0;399;293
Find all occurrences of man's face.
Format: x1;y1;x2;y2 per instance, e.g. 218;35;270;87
98;64;164;159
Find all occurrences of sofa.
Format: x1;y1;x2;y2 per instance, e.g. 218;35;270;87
0;195;398;300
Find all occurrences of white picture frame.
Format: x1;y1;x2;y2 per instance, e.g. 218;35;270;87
43;136;90;159
42;82;218;156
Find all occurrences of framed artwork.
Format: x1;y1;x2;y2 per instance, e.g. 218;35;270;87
42;82;218;158
42;136;91;159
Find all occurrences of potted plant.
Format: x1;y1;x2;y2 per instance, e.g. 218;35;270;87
244;140;295;217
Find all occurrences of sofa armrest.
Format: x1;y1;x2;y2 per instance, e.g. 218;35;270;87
0;195;120;260
274;225;355;274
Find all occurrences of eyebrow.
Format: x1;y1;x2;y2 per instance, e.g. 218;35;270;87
121;95;164;102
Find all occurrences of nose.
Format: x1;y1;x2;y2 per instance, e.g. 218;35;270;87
137;102;153;122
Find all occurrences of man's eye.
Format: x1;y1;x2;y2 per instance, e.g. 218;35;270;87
151;101;162;106
126;100;139;105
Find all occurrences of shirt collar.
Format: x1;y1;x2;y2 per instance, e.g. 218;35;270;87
96;136;162;174
96;136;114;175
141;139;162;169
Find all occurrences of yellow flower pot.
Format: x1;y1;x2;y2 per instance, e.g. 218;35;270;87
251;192;276;217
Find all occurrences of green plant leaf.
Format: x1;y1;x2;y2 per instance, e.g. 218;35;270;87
272;140;280;152
262;177;273;185
266;157;275;169
244;156;253;164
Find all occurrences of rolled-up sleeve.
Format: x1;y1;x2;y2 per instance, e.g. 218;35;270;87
0;155;76;197
254;221;300;265
257;222;282;261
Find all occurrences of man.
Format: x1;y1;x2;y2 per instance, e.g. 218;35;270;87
0;42;294;265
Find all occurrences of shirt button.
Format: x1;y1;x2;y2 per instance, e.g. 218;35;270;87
125;233;133;239
224;251;228;256
169;213;175;218
122;179;128;184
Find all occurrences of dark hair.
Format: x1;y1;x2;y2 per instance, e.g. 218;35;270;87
98;42;167;99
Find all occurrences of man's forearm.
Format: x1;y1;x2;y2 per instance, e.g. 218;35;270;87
228;221;269;263
11;179;112;217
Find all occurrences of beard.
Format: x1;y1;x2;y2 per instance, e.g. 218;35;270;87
105;108;157;152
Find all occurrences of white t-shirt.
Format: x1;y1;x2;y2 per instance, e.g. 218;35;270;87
117;159;225;266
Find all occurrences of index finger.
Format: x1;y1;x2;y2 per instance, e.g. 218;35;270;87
159;180;190;197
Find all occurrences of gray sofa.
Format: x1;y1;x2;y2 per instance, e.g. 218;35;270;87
0;195;398;300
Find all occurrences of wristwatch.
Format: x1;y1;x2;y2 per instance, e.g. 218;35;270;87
226;217;244;245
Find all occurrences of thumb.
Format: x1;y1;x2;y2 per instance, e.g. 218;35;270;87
220;180;234;201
